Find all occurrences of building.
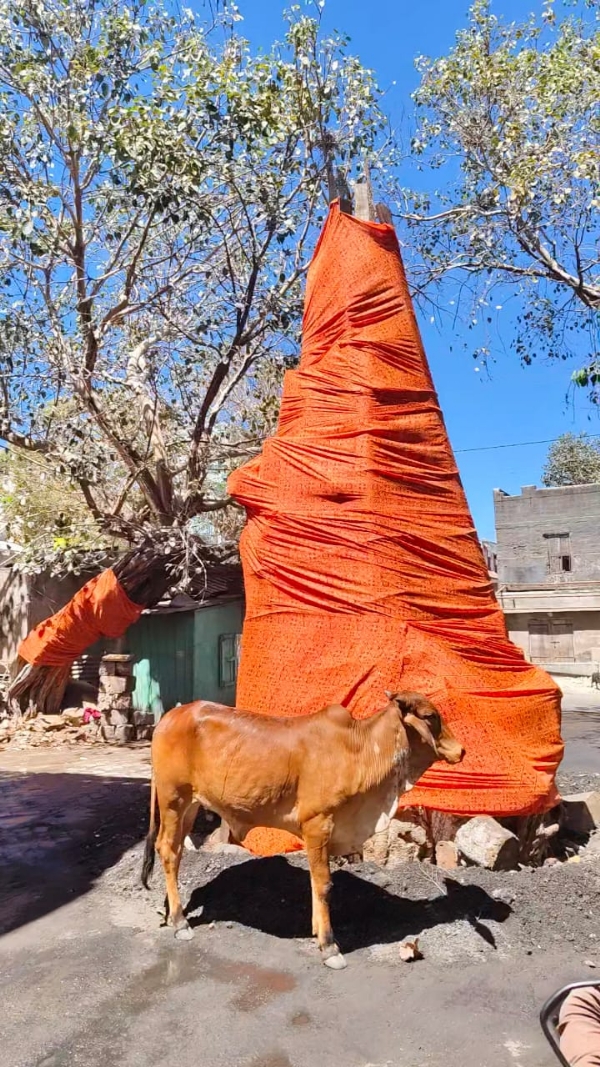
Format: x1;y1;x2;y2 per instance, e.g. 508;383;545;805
129;565;244;721
0;551;245;712
494;483;600;672
480;539;498;589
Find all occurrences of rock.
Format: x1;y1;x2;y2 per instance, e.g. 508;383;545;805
364;816;431;866
435;840;459;869
362;829;390;865
214;843;248;857
203;823;233;851
562;793;600;835
455;816;519;871
398;937;422;962
580;833;600;861
491;888;514;905
386;839;421;866
40;714;66;731
392;819;428;847
61;708;84;727
0;720;14;741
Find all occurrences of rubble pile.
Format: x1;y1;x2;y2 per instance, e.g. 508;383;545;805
0;706;102;749
362;792;600;872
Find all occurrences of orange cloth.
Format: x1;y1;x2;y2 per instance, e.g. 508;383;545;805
19;569;143;667
228;202;564;857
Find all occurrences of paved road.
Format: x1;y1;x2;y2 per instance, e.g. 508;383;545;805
0;700;599;1067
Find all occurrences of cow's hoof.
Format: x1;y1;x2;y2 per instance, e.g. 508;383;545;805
323;950;347;970
174;923;194;941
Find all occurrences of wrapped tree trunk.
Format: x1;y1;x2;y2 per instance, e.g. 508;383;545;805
8;538;191;719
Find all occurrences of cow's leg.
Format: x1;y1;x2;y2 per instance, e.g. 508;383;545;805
156;799;193;941
182;799;201;851
302;814;346;970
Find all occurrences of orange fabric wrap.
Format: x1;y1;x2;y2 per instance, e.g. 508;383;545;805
228;202;563;857
19;569;143;667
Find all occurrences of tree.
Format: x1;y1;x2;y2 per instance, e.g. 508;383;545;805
0;0;388;574
401;0;600;393
541;432;600;485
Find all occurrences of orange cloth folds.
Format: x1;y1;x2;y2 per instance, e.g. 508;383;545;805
19;569;143;667
228;201;563;857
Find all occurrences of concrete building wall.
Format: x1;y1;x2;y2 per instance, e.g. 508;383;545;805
494;483;600;586
505;610;600;666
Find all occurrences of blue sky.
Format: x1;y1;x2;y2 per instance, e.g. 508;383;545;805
230;0;599;541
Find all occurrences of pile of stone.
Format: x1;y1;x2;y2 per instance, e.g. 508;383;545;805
0;707;101;748
362;792;600;871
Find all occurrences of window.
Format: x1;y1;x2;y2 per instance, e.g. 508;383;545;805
543;532;571;575
219;633;241;687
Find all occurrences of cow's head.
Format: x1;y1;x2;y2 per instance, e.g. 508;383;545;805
385;691;464;781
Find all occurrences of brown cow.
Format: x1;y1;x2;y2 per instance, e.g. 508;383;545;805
141;691;464;968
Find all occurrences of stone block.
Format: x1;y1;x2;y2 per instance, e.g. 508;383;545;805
100;674;134;696
99;693;132;714
106;709;131;728
455;816;519;871
562;793;600;835
435;840;459;869
114;723;135;744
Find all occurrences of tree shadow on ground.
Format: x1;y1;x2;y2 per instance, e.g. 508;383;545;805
186;856;511;952
0;769;149;937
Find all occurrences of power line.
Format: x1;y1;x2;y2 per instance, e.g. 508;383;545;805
455;433;600;455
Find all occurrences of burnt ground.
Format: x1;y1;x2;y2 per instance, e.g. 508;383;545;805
0;699;599;1067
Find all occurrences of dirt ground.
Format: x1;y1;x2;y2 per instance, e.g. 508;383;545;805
1;687;600;1067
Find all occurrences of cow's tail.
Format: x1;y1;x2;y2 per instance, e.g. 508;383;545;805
141;774;158;889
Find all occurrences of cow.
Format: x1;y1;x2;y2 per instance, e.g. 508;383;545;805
141;691;464;969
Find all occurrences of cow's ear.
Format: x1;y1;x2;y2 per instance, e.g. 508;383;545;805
404;712;438;754
384;690;394;701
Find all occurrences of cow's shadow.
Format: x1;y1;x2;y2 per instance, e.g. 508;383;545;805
186;856;511;953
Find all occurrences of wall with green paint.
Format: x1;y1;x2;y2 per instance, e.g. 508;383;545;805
192;599;244;706
129;598;244;720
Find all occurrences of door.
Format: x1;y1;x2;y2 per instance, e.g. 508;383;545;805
529;619;574;662
548;620;574;661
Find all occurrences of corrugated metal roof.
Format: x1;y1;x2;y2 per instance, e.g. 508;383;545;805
146;563;244;614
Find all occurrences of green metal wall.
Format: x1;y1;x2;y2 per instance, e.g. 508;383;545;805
192;599;244;706
129;598;244;720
